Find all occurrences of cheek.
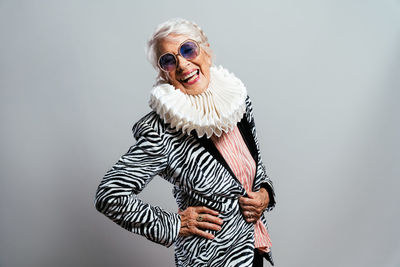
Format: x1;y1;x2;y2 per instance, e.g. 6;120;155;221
167;71;179;84
168;73;185;90
199;56;211;78
202;66;211;79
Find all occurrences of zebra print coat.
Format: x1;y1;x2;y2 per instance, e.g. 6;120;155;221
94;95;276;266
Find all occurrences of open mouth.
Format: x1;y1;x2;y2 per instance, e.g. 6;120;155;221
181;69;200;84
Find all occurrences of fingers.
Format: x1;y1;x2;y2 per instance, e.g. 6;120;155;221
242;210;261;223
180;219;216;240
244;216;258;224
241;204;265;213
197;221;222;231
193;228;215;240
178;206;223;240
239;196;261;207
239;197;264;214
197;206;219;216
242;210;261;219
239;203;258;212
198;213;224;226
242;209;262;218
239;193;266;224
239;190;269;211
240;204;263;217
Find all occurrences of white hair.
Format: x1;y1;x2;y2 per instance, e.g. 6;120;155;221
146;18;213;82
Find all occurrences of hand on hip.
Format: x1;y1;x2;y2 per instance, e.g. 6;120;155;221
178;206;223;239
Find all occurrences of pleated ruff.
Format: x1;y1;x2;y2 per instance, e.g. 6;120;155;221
149;65;247;138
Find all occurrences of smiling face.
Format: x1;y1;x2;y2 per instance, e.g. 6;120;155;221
158;34;212;95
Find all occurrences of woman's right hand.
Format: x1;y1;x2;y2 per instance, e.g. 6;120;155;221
178;206;223;240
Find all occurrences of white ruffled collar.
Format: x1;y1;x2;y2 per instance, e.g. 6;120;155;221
149;65;247;138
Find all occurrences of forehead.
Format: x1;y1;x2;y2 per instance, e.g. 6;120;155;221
158;34;191;54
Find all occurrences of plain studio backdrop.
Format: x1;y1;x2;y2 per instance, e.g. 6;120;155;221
1;1;399;266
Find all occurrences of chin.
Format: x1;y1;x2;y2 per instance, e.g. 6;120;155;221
182;82;209;95
175;79;209;96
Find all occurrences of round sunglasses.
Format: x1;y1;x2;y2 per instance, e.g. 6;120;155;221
158;39;200;72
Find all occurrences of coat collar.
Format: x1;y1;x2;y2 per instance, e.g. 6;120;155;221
193;115;259;189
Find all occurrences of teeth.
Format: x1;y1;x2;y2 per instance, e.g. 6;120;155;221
182;70;198;80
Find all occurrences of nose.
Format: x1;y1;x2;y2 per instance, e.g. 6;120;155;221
176;54;190;72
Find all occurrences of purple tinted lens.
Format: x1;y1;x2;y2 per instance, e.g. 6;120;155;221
159;53;176;71
180;41;198;60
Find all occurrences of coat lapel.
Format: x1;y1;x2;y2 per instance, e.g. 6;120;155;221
237;116;258;163
192;114;259;187
193;131;237;180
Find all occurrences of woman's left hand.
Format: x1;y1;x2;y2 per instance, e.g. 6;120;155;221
239;188;270;223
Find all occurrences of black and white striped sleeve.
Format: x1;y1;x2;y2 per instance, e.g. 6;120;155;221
259;166;276;212
94;120;181;247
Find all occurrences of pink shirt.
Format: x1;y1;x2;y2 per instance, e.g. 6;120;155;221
211;126;272;252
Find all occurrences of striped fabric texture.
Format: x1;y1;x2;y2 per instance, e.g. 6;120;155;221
94;96;276;266
211;126;272;253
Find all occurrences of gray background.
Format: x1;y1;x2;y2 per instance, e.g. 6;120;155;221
1;1;399;266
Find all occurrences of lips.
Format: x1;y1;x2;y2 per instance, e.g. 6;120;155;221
180;69;200;84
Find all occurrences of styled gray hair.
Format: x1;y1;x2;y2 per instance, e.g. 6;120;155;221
146;18;213;82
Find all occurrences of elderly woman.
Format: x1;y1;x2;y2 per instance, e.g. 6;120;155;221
94;18;276;267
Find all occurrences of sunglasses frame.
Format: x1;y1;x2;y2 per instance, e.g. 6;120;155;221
157;39;201;72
